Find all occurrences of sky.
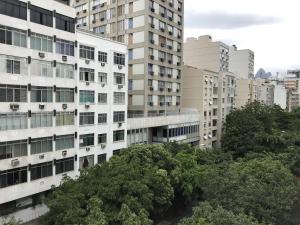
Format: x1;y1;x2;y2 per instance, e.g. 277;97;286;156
184;0;300;76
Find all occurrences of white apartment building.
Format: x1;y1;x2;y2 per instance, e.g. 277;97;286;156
0;0;127;223
270;80;287;110
184;35;229;73
229;45;254;79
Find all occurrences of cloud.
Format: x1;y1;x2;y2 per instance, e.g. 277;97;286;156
185;11;281;29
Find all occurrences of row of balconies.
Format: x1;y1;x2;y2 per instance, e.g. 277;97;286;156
149;86;180;93
148;71;181;79
149;40;181;53
150;24;182;39
149;55;181;66
148;102;180;107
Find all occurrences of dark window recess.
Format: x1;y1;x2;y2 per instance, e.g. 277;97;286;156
0;0;27;20
30;5;53;27
0;167;27;188
55;157;74;174
30;162;53;181
97;154;107;164
56;13;75;33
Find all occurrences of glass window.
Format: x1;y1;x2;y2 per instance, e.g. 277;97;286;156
56;63;74;79
98;113;107;124
113;92;125;104
0;84;27;102
113;111;125;123
98;51;107;63
0;167;27;188
0;113;27;131
98;133;107;144
55;157;74;174
0;54;27;75
113;52;125;65
31;162;53;181
79;90;95;104
114;72;125;85
31;59;53;77
98;93;107;104
98;72;107;84
56;88;74;103
56;134;74;151
30;5;53;27
31;86;53;102
0;0;27;20
79;45;95;60
79;68;95;82
79;112;95;126
113;130;125;142
56;112;74;126
56;39;74;56
0;25;27;47
79;155;94;170
30;33;53;52
31;112;53;128
79;134;94;147
0;140;27;160
56;13;75;33
97;153;107;164
31;137;53;155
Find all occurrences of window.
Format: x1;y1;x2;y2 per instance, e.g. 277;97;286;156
98;133;107;144
0;85;27;102
98;113;107;124
98;93;107;104
0;55;27;75
31;60;53;77
6;59;20;74
56;63;74;79
93;25;106;34
98;72;107;84
80;112;95;126
30;33;53;52
31;137;53;155
0;167;27;188
79;90;95;104
113;52;125;65
114;92;125;104
56;88;74;102
113;111;125;123
30;5;53;27
0;25;27;47
0;0;27;20
0;113;27;131
97;154;107;164
79;134;94;147
56;39;74;56
80;68;95;82
98;51;107;63
114;72;125;85
56;112;74;126
79;155;94;169
79;45;95;60
56;13;75;33
113;130;125;142
31;162;53;181
31;112;53;128
56;134;74;151
55;157;74;174
0;140;27;160
31;86;53;102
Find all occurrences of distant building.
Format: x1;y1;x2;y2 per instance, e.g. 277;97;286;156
229;45;254;79
255;68;272;79
284;71;300;111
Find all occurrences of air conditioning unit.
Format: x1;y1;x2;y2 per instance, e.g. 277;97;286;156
168;45;172;50
160;102;164;106
161;13;165;17
83;22;87;26
160;73;164;77
38;52;45;58
11;159;20;167
118;85;123;89
167;74;172;78
160;28;165;32
101;144;106;149
92;20;96;24
150;39;155;44
149;102;153;106
62;151;67;156
76;12;80;16
86;81;90;86
169;2;174;7
176;102;180;106
10;104;19;111
118;65;123;70
168;16;173;21
159;87;164;91
85;104;90;108
177;75;181;79
92;6;96;10
203;136;208;140
151;24;155;28
176;89;180;93
39;154;45;159
168;88;172;92
85;60;90;64
62;104;68;110
149;71;154;76
149;87;154;91
62;55;68;61
161;43;165;48
177;48;181;52
101;62;105;67
100;17;105;21
159;58;164;62
118;122;122;127
150;55;154;60
150;7;155;12
208;134;212;139
177;62;181;66
178;21;182;25
178;7;182;12
101;83;106;87
86;147;90;152
39;104;45;110
177;35;182;39
100;3;105;7
169;31;173;35
167;102;171;106
168;60;172;64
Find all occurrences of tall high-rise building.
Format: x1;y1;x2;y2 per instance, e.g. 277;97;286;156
74;0;184;117
229;45;254;79
0;0;127;222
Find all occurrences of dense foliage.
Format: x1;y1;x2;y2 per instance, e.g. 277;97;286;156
42;102;300;225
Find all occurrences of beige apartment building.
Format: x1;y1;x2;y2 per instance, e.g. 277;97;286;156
182;66;236;148
74;0;184;117
236;79;274;108
284;70;300;111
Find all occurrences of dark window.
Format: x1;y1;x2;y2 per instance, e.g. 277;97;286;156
79;112;95;126
98;133;107;144
98;113;107;124
30;5;53;27
56;39;74;56
7;59;21;74
0;0;27;20
55;157;74;174
113;52;125;65
113;111;125;123
56;13;75;33
0;140;27;160
0;25;27;47
0;167;27;188
31;86;53;102
113;130;125;142
79;134;94;147
0;84;27;102
31;162;53;181
98;51;107;63
79;45;95;60
56;134;74;151
56;88;74;102
97;153;107;164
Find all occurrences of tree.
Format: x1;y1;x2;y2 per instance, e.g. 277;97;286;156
202;158;299;224
3;217;22;225
179;202;266;225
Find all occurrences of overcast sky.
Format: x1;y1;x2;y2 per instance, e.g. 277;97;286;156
184;0;300;75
